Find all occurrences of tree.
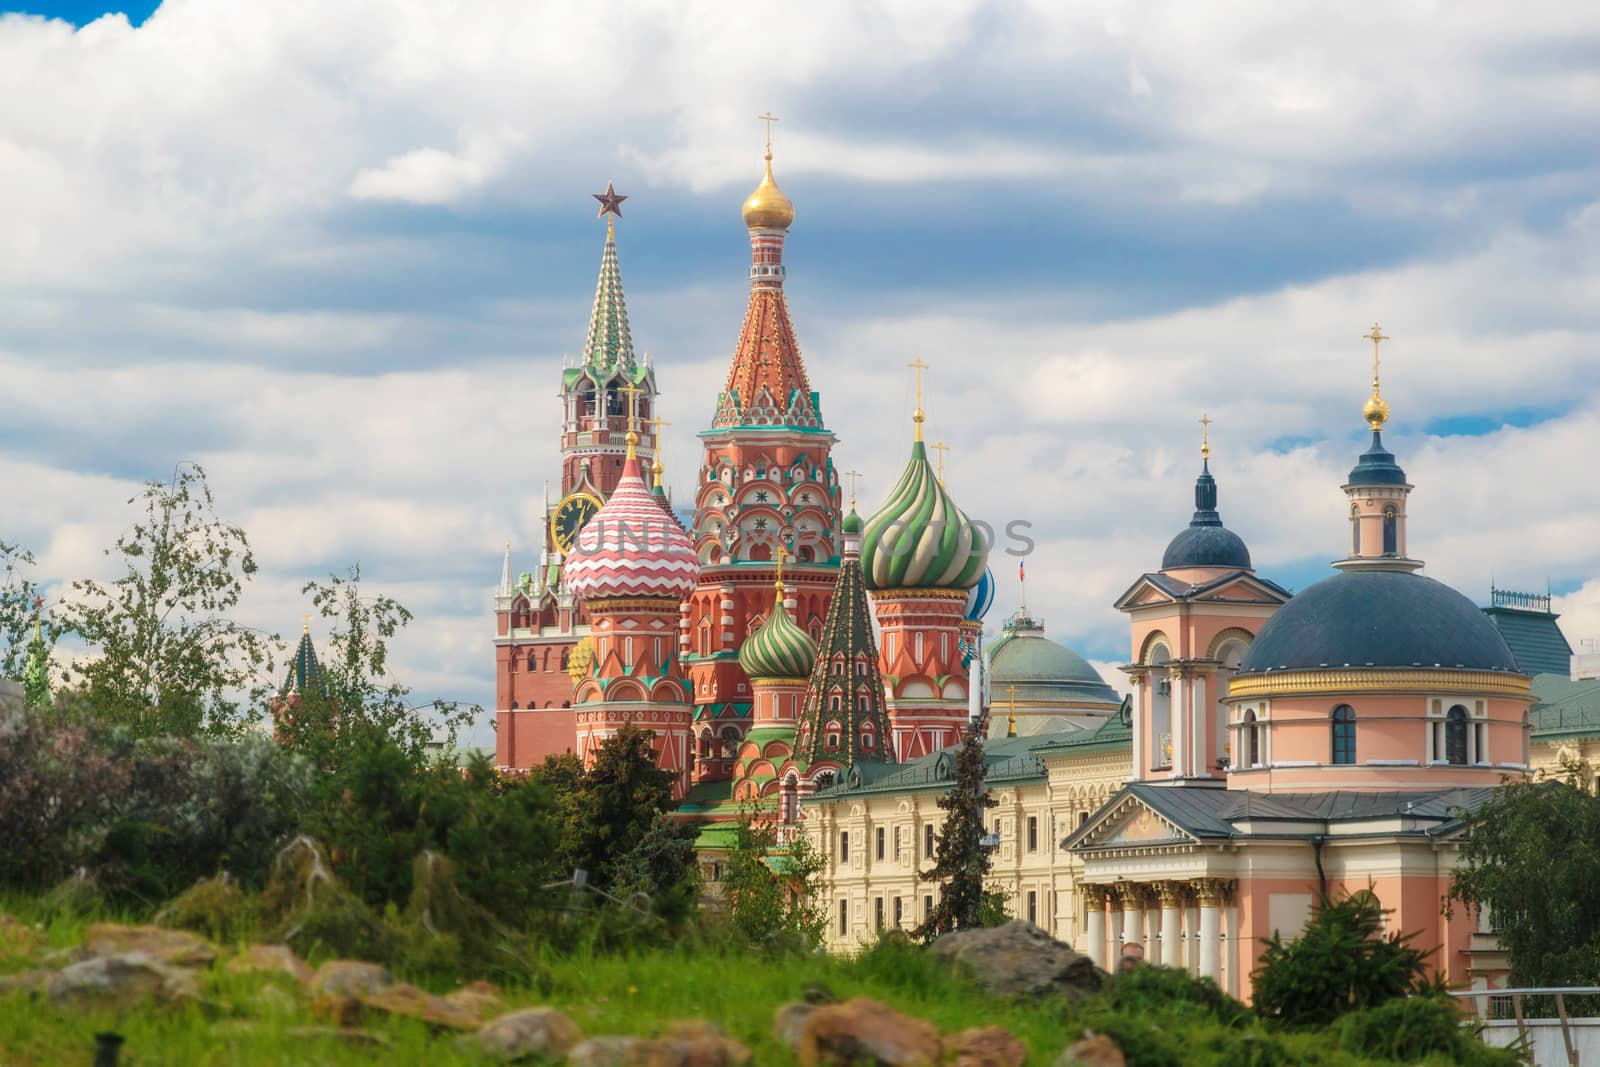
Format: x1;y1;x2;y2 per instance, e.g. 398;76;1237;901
918;718;998;939
563;726;677;889
0;541;54;682
281;565;475;769
59;464;273;737
720;809;826;951
1253;890;1437;1029
1448;772;1600;987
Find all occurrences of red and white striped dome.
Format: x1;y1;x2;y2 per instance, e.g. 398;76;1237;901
565;456;699;601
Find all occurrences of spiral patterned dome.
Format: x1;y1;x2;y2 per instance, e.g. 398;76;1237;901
861;440;990;591
565;455;699;600
964;565;996;622
738;587;819;680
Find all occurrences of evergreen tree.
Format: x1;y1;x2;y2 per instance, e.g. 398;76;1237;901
565;725;677;889
918;718;997;939
22;597;50;710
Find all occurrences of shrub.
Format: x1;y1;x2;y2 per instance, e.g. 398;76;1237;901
1332;996;1520;1066
1252;890;1434;1029
156;873;258;944
1105;964;1254;1029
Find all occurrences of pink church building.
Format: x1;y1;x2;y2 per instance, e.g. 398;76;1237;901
1069;370;1530;1002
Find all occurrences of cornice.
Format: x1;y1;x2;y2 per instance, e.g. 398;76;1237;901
1227;668;1530;699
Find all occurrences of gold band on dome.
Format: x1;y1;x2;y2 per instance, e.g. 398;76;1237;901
867;587;970;601
748;675;810;686
584;596;684;612
1226;668;1531;700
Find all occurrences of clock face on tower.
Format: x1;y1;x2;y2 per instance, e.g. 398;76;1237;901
550;492;602;554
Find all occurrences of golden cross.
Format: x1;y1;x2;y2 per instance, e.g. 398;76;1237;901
844;469;862;510
907;358;929;441
302;613;310;634
1363;322;1389;390
648;413;670;449
1199;413;1212;460
775;551;786;589
618;383;644;431
1006;684;1019;737
931;440;950;485
757;112;780;153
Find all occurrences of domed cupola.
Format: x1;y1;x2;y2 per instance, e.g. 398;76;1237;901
739;577;819;681
861;382;990;591
964;565;996;624
1161;422;1251;572
565;432;699;601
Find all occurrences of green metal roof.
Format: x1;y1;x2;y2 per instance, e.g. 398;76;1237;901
1530;672;1600;741
987;613;1121;707
1483;606;1574;677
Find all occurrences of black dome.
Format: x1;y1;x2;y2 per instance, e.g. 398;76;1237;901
1161;459;1252;570
1162;525;1252;570
1239;570;1520;675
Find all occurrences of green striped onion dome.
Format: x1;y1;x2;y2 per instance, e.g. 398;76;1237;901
842;508;862;534
861;441;989;590
738;588;819;680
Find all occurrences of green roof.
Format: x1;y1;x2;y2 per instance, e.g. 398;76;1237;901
1530;672;1600;741
803;729;1082;801
987;613;1122;707
1483;605;1574;677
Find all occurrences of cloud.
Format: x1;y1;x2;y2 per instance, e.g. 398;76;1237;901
1;1;1599;748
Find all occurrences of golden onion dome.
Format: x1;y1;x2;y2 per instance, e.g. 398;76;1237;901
1363;392;1390;430
741;152;795;230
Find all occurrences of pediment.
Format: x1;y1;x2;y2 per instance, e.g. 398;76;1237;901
1071;791;1195;852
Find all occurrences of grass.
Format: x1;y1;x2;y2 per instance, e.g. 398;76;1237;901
0;894;1516;1067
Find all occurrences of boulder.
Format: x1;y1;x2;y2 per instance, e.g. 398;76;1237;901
442;979;504;1022
567;1036;644;1066
929;921;1102;1000
657;1019;753;1065
76;923;217;969
361;981;481;1031
942;1027;1027;1067
0;915;46;960
308;959;390;998
797;997;943;1066
226;944;314;987
45;951;198;1009
1053;1033;1126;1067
774;1002;818;1049
466;1005;584;1062
0;968;51;996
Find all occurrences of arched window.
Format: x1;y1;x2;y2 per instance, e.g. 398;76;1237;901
1382;505;1398;556
1331;705;1356;765
861;731;875;751
1445;706;1470;765
1243;709;1261;768
1351;504;1361;555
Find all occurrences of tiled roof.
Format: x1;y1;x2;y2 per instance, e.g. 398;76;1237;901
1483;607;1574;677
1530;672;1600;740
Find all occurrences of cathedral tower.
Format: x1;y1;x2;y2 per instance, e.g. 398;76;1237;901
860;373;990;760
685;132;842;783
564;415;699;799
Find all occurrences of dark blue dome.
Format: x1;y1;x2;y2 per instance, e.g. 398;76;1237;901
1162;525;1252;570
1239;570;1520;675
1161;459;1252;570
1347;430;1408;486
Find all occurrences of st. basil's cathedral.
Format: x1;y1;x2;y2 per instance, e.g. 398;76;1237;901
481;130;1599;1003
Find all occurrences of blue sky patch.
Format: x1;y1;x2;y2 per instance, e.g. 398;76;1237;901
2;0;157;26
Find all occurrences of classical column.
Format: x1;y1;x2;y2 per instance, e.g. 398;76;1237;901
1196;880;1223;982
1224;901;1241;997
1083;887;1107;970
1169;667;1186;779
1158;882;1183;967
1118;884;1145;949
1144;895;1162;963
1129;671;1145;778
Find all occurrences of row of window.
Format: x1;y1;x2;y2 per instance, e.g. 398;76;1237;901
840;889;1046;937
1234;703;1517;768
838;812;1092;865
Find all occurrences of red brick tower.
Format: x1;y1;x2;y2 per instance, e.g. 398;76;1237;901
494;186;663;770
859;371;991;760
564;418;700;799
685;139;841;783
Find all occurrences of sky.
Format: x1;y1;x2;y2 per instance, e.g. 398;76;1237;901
3;1;1599;746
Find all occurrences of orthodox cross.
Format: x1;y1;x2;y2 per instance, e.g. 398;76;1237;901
1363;322;1389;392
1199;413;1212;461
648;413;670;448
931;440;951;485
619;383;644;451
907;357;929;439
302;613;310;634
757;112;780;153
1006;683;1019;737
844;469;862;510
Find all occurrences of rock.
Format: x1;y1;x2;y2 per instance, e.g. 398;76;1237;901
226;944;314;987
797;997;943;1066
1053;1032;1126;1067
775;1002;819;1049
929;921;1102;1000
308;959;390;998
45;952;198;1009
76;923;217;970
0;968;51;995
466;1005;583;1061
311;994;366;1028
567;1035;644;1066
361;981;481;1031
442;979;504;1022
0;915;46;960
942;1027;1027;1067
658;1019;753;1065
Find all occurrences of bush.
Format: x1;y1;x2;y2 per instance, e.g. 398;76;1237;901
1332;996;1520;1066
157;873;258;944
1252;890;1434;1029
1105;965;1254;1029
